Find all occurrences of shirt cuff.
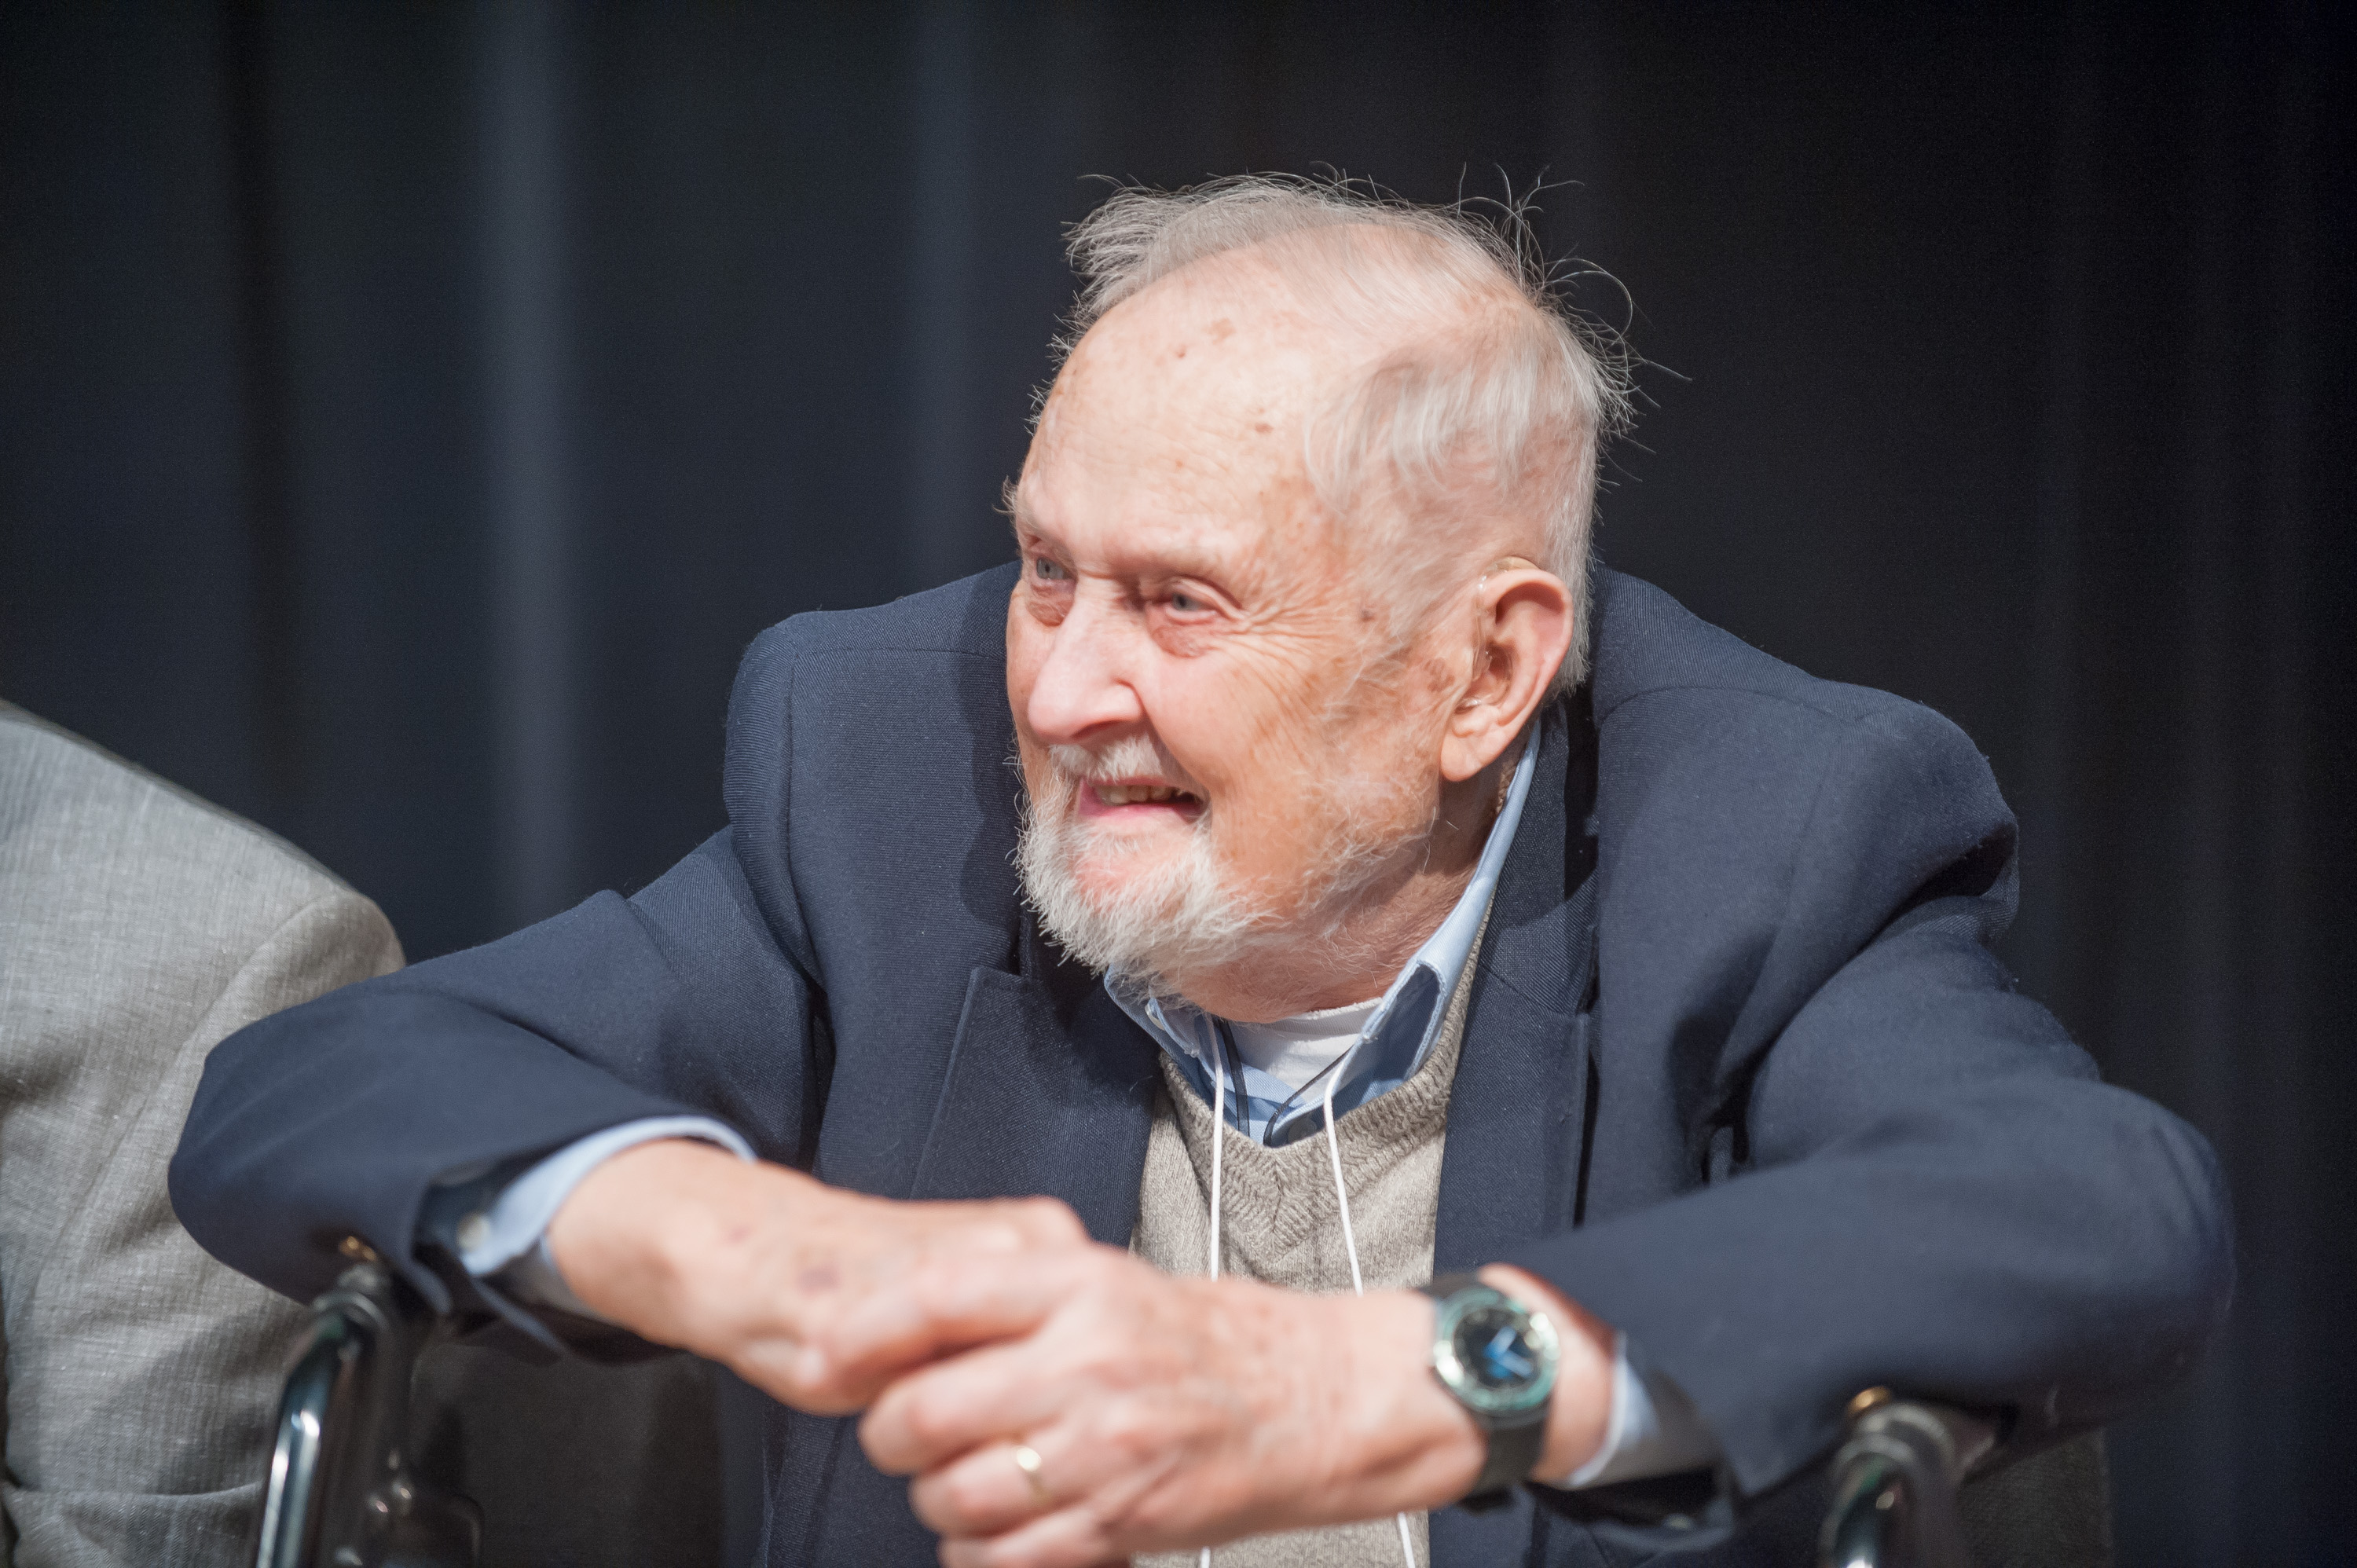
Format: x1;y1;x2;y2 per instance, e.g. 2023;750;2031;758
1547;1332;1720;1489
451;1116;754;1320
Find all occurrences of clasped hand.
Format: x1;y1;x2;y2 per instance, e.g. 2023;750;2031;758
548;1141;1604;1566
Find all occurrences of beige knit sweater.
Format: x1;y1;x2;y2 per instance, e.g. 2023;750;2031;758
1129;918;1486;1568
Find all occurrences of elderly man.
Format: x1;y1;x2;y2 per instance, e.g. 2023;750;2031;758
172;178;2229;1567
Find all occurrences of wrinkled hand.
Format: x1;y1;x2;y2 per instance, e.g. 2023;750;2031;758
856;1245;1498;1568
546;1140;1091;1413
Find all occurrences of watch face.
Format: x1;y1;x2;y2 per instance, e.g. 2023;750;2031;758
1434;1288;1560;1417
1457;1304;1541;1389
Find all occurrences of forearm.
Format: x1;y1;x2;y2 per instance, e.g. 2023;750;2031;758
174;837;828;1309
548;1138;893;1410
547;1139;792;1340
548;1139;1092;1415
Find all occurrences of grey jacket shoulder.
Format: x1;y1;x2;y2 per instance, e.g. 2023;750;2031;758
0;702;393;937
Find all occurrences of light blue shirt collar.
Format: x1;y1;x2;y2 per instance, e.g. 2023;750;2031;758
1110;735;1538;1146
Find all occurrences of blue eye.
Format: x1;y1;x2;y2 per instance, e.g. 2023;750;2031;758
1033;558;1068;581
1169;592;1200;613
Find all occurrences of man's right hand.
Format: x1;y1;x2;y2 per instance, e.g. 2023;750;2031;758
545;1140;1091;1414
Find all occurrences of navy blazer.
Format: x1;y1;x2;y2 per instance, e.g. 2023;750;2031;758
173;566;2231;1565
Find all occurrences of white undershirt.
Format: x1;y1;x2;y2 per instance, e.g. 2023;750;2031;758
1224;997;1383;1092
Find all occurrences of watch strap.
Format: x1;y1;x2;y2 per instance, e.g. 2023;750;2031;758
1470;1409;1549;1500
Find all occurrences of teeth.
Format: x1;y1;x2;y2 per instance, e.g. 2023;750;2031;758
1098;783;1187;806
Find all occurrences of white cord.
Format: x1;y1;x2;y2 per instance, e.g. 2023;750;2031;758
1320;1068;1365;1295
1208;1035;1226;1286
1322;1057;1420;1568
1201;1038;1226;1568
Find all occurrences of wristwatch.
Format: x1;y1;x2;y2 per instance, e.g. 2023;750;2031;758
1420;1273;1560;1510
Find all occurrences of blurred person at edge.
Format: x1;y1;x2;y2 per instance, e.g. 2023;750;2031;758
172;177;2229;1568
0;703;401;1566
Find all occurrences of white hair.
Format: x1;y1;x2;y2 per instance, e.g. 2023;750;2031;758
1051;173;1635;691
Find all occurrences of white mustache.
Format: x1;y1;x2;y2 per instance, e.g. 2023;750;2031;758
1045;737;1203;797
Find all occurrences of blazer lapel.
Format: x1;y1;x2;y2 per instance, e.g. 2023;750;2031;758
1435;695;1599;1269
905;914;1162;1245
1431;698;1603;1567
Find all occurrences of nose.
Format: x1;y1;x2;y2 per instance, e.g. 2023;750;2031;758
1024;590;1148;746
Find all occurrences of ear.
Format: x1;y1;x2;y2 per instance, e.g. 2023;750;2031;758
1439;560;1574;783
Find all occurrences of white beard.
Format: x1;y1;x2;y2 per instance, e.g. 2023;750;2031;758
1014;733;1435;998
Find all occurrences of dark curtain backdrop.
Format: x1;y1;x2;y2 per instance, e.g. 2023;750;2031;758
3;2;2349;1560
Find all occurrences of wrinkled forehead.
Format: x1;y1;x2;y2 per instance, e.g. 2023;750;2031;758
1018;262;1348;566
1043;258;1341;452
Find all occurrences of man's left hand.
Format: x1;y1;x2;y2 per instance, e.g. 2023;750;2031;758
857;1247;1613;1568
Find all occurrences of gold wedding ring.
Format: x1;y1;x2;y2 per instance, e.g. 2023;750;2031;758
1010;1442;1052;1508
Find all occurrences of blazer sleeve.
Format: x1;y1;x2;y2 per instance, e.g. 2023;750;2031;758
1511;702;2234;1515
170;628;827;1320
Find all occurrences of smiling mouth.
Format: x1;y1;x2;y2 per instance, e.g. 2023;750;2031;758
1081;779;1204;817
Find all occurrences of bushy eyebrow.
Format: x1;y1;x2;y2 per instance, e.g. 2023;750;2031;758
999;477;1031;536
